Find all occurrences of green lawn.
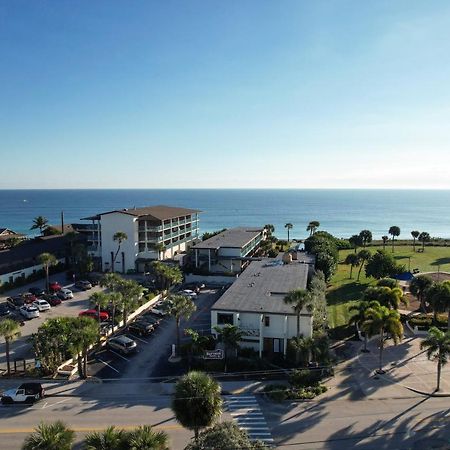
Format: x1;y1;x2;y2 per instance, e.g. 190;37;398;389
327;244;450;334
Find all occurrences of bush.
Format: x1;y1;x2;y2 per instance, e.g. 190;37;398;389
263;384;289;402
289;369;322;388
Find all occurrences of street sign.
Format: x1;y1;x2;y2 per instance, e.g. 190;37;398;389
204;349;224;360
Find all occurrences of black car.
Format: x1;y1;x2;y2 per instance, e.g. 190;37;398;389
6;296;25;309
75;280;92;290
137;313;161;326
128;321;154;336
0;302;12;317
28;287;46;297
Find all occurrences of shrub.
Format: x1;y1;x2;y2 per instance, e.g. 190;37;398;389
263;384;289;402
289;369;321;388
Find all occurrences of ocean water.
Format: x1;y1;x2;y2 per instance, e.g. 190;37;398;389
0;189;449;240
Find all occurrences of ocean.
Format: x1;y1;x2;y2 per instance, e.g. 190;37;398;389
0;189;449;240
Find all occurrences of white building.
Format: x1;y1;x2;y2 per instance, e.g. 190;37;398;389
192;227;264;274
211;258;312;357
83;205;201;273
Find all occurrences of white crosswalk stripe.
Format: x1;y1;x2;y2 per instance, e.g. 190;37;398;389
225;395;274;445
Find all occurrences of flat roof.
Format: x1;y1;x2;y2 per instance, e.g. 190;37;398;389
211;258;310;315
194;227;263;250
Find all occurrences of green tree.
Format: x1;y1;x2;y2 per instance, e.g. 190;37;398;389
377;278;398;289
411;230;420;252
388;226;400;252
184;328;211;368
213;324;244;372
284;223;293;242
287;335;313;365
112;231;128;272
284;289;312;338
344;253;360;279
264;224;275;238
84;426;128;450
70;316;99;379
167;295;197;356
152;261;183;292
410;275;433;313
89;291;112;333
349;300;380;352
22;421;75;450
30;216;49;235
420;327;450;392
154;242;166;261
116;279;143;325
365;250;404;280
306;221;320;236
425;281;450;328
0;318;21;376
128;425;169;450
364;286;406;310
349;234;363;253
362;304;403;373
418;231;431;251
359;230;372;247
381;235;389;251
172;371;223;441
308;271;328;332
38;252;57;293
356;249;371;281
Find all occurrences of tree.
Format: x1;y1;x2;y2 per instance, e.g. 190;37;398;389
0;318;21;376
89;291;111;332
365;250;404;280
308;271;328;332
22;421;75;450
425;281;450;328
184;328;211;368
70;316;99;379
284;289;312;337
116;279;143;325
410;275;433;312
84;426;128;450
38;252;57;293
388;226;400;252
166;295;196;356
359;230;372;247
420;327;450;392
154;242;166;260
349;301;380;352
284;223;293;242
264;224;275;238
30;216;49;235
287;335;313;365
152;262;183;292
127;425;169;450
112;231;128;272
356;249;371;281
213;324;244;372
418;231;431;251
184;421;269;450
349;234;363;253
172;371;222;441
362;304;403;373
306;221;320;236
381;235;389;251
411;230;420;252
364;286;406;310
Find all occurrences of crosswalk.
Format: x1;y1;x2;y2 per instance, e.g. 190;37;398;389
225;395;274;445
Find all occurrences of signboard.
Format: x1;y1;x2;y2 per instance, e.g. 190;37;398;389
204;349;224;360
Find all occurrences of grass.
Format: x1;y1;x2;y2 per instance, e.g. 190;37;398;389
327;244;450;334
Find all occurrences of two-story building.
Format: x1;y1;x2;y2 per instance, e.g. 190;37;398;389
211;258;312;357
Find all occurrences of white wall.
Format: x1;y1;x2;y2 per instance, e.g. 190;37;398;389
0;259;65;285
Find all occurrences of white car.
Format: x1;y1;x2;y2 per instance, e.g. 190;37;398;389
32;299;51;312
19;305;40;319
107;336;137;355
57;288;73;300
181;289;197;298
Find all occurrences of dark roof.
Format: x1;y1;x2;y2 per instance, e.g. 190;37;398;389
211;258;310;315
194;227;263;250
0;228;24;240
82;205;201;221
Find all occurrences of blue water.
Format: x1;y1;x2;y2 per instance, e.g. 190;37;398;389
0;189;449;240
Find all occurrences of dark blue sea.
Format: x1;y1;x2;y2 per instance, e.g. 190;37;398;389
0;189;449;240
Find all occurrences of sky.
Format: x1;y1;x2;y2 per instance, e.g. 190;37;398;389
1;1;450;189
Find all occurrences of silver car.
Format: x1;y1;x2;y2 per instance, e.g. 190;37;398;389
19;305;40;319
107;335;137;355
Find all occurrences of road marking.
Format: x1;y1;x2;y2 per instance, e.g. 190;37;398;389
96;357;120;373
108;349;130;361
131;335;149;344
42;398;69;409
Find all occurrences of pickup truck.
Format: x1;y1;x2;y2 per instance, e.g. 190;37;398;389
1;383;45;404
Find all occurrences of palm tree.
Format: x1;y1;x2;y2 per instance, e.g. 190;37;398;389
420;327;450;392
349;234;363;253
284;289;312;337
426;281;450;326
349;300;380;352
306;221;320;236
344;253;360;279
410;275;432;313
381;235;389;251
128;425;169;450
22;421;75;450
172;371;223;441
167;295;197;356
30;216;49;235
356;249;371;281
284;223;293;242
411;230;420;252
288;335;314;365
70;316;99;379
112;231;128;272
184;328;211;368
362;304;403;373
38;252;57;293
364;286;406;310
359;230;373;247
84;426;128;450
264;224;275;238
117;279;143;325
89;291;111;332
0;318;21;376
154;242;166;260
388;226;400;252
213;324;244;372
418;231;431;251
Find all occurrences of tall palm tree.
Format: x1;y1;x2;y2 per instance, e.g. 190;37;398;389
362;304;403;373
306;221;320;236
381;235;389;251
418;231;431;252
154;242;166;261
410;275;432;313
70;316;99;379
349;300;381;352
284;289;312;337
388;226;401;252
420;326;450;392
22;421;75;450
167;295;197;356
84;426;128;450
0;318;21;376
38;252;57;293
213;324;244;372
284;223;293;242
128;425;169;450
172;371;223;441
411;230;420;252
112;231;128;272
117;279;144;325
344;253;360;279
359;230;373;247
356;249;371;281
30;216;49;235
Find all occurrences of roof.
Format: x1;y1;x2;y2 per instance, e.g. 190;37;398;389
194;227;263;250
82;205;201;221
0;228;24;240
211;258;310;315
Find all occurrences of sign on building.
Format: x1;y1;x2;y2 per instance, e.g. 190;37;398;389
204;349;224;360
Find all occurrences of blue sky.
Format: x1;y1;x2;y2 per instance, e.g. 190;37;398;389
1;1;450;189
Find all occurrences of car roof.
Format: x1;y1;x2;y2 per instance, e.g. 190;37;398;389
111;335;135;343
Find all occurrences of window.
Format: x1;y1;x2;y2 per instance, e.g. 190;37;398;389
273;338;283;353
264;316;270;327
139;243;145;252
217;313;234;325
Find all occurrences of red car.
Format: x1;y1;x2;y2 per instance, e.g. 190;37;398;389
49;282;62;292
79;309;109;321
22;293;37;304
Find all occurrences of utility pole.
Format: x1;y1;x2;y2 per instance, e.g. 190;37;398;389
61;211;64;234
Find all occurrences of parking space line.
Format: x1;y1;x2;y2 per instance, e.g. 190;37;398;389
132;335;149;344
108;349;130;361
96;357;120;373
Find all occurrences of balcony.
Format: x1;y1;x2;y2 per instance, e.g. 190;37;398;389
240;326;260;337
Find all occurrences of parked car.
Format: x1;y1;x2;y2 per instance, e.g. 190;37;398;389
1;383;45;404
42;294;62;306
0;302;12;318
180;289;197;298
79;309;109;321
99;321;112;336
32;299;51;312
49;281;62;292
86;273;102;286
75;280;92;290
128;321;154;336
138;313;161;327
6;296;25;310
57;288;73;300
28;287;46;297
19;305;40;319
22;293;37;304
107;335;137;354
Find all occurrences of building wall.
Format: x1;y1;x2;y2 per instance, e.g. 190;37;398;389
0;259;65;284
